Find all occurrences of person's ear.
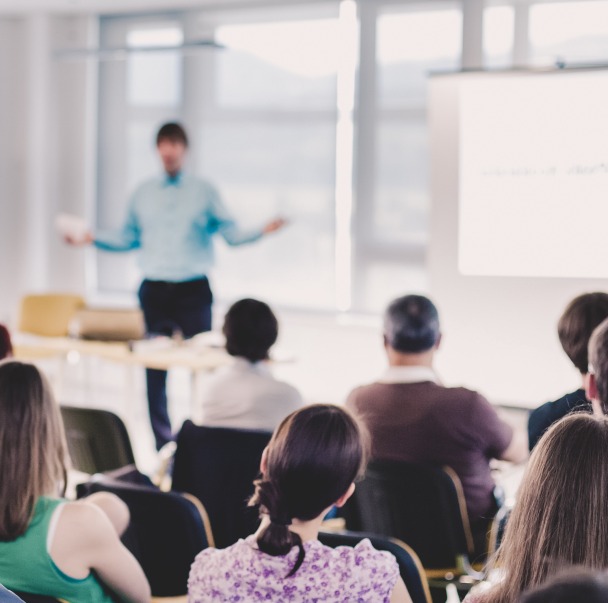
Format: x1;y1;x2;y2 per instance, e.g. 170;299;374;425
260;447;269;475
435;333;442;350
586;373;600;406
334;483;356;508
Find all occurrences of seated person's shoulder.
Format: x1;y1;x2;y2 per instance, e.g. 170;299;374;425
191;541;246;572
273;378;302;400
430;384;491;412
332;538;397;565
57;500;119;546
320;539;400;587
528;389;590;449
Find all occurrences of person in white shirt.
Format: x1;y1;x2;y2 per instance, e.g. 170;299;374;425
198;298;303;431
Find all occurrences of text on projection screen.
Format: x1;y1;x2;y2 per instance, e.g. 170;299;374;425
458;71;608;278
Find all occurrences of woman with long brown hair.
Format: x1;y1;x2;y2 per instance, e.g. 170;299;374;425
465;413;608;603
0;361;150;603
188;404;411;602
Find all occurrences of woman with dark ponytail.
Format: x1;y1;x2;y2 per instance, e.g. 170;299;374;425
188;404;411;602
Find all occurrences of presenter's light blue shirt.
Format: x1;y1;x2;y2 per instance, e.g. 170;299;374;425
94;174;264;282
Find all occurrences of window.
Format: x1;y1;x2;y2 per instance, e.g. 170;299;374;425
484;5;514;68
96;18;184;294
126;27;183;107
197;11;342;309
351;4;461;311
94;3;478;313
377;7;462;109
530;1;608;66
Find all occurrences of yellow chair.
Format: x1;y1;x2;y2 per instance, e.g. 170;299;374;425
18;293;85;337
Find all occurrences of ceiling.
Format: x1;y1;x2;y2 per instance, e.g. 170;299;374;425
0;0;291;16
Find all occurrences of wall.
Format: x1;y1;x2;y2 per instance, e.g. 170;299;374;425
428;74;608;407
0;18;28;322
0;15;94;325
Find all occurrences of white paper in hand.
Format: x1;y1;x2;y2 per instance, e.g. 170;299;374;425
55;213;89;243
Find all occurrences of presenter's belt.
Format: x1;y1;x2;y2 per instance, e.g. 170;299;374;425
142;275;209;286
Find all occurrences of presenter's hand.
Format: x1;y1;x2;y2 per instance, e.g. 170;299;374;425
263;218;287;235
64;231;94;246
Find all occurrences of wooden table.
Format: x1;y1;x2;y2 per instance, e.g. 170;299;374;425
14;335;232;419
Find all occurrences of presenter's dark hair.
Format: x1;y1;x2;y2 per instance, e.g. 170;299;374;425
589;318;608;413
250;404;368;577
558;292;608;374
156;122;189;147
0;325;12;360
384;294;440;353
223;298;279;363
519;569;608;603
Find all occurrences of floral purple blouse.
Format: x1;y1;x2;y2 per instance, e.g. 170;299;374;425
188;535;400;602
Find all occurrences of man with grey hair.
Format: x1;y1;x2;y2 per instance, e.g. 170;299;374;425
346;294;527;550
586;317;608;416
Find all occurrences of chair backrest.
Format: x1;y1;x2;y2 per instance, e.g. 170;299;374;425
346;460;474;571
70;308;145;342
61;406;136;474
18;294;85;337
488;505;512;557
318;530;432;603
11;593;57;603
171;420;272;548
77;477;213;597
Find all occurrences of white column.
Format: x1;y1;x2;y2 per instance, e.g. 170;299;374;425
24;13;52;291
181;10;215;172
513;3;530;67
351;0;377;308
462;0;484;70
0;18;28;321
51;15;99;295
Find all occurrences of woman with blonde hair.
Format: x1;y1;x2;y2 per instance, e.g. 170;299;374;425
465;413;608;603
0;360;150;603
189;403;412;602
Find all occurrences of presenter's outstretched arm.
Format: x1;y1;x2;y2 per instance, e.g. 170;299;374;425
64;231;94;246
263;217;288;234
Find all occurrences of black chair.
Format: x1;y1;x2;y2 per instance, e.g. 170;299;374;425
77;476;213;597
319;530;432;603
61;406;136;475
487;505;512;557
344;460;485;581
171;420;272;548
9;593;53;603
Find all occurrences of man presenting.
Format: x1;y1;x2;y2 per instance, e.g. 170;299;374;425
68;122;285;449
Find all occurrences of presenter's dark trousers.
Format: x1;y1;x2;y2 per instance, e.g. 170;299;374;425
138;277;212;450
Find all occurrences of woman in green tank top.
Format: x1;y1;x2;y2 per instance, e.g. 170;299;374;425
0;361;150;603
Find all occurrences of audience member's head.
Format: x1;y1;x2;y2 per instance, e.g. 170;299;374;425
250;404;368;576
484;413;608;603
0;361;67;540
0;325;13;360
558;292;608;375
223;298;279;363
519;569;608;603
383;295;440;360
588;318;608;415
